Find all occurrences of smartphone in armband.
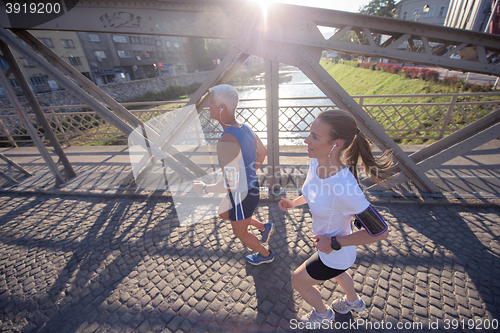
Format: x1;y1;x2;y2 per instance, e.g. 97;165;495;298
354;205;388;236
223;166;239;190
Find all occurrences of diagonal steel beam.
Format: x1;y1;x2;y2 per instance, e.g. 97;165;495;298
418;123;500;171
282;43;440;193
14;29;208;179
0;39;77;181
122;47;249;185
0;65;65;185
0;26;206;181
368;109;500;190
412;109;500;164
14;30;143;129
0;153;32;177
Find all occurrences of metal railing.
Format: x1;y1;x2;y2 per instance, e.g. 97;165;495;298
0;92;499;147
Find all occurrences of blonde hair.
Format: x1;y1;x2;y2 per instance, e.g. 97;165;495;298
209;84;239;116
316;109;394;185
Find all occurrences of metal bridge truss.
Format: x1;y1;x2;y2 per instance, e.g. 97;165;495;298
0;0;499;194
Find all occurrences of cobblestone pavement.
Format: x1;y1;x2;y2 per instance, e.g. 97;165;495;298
0;192;499;332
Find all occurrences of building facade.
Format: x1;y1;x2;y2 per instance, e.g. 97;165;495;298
395;0;451;25
77;32;187;85
5;31;91;94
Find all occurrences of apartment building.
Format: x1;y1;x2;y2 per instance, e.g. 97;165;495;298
3;30;91;94
395;0;450;25
1;30;189;97
77;32;187;85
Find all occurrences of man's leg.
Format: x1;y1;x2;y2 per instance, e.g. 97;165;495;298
250;217;265;232
229;217;270;257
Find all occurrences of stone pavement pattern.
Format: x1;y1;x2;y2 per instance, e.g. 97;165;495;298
0;192;499;332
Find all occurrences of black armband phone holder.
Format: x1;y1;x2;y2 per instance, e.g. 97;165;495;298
353;205;388;236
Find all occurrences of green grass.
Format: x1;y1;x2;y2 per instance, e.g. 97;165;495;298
320;61;500;144
321;61;459;103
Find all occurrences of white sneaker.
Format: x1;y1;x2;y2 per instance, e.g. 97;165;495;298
300;307;334;326
332;296;366;314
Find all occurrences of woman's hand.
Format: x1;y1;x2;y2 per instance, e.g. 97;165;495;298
193;180;205;195
278;197;295;211
312;235;334;254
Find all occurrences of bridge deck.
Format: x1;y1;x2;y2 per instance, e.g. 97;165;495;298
1;140;499;202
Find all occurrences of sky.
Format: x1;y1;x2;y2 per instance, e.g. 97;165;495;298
272;0;372;13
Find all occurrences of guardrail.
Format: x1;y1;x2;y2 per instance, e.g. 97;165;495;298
0;92;499;147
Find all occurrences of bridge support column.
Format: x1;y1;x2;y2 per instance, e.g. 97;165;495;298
265;60;281;197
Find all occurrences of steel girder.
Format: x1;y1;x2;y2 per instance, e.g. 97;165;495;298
1;1;499;75
0;0;499;193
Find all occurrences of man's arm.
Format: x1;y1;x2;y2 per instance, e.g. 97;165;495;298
205;133;241;193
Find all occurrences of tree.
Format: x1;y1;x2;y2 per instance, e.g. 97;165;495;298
359;0;396;18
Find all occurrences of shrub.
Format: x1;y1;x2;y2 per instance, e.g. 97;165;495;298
339;60;360;68
360;62;377;70
376;63;401;74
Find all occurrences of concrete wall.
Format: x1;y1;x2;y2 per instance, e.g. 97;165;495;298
0;71;212;110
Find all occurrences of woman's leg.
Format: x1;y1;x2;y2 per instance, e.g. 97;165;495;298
291;261;328;314
334;271;358;302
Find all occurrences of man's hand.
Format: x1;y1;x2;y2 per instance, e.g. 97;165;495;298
193;180;205;195
312;235;333;254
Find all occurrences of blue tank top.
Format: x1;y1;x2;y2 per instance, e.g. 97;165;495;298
221;123;258;190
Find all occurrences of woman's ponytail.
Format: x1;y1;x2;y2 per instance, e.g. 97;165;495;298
317;109;395;186
344;131;394;186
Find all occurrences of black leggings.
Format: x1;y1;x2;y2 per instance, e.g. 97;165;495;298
305;252;347;281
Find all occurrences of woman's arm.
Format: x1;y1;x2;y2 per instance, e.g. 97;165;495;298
313;229;388;254
278;195;307;211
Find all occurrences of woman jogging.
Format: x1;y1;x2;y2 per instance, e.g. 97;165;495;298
279;109;393;325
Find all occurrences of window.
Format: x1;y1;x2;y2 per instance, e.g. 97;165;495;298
88;34;101;42
424;6;435;18
94;51;106;59
39;38;53;47
156;40;162;47
69;56;81;65
144;37;153;45
402;11;408;20
10;78;19;88
129;36;141;44
413;8;420;19
438;6;446;17
166;41;171;47
174;42;180;48
21;58;36;67
30;76;46;86
135;51;150;58
0;59;8;69
61;39;75;48
112;35;127;43
117;50;133;58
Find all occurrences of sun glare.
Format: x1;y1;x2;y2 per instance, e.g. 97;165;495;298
252;0;276;11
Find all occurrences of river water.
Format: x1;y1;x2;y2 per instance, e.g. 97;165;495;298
234;67;335;145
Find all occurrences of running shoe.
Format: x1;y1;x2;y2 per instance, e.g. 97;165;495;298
261;223;275;244
332;296;366;314
300;307;335;326
246;251;274;265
